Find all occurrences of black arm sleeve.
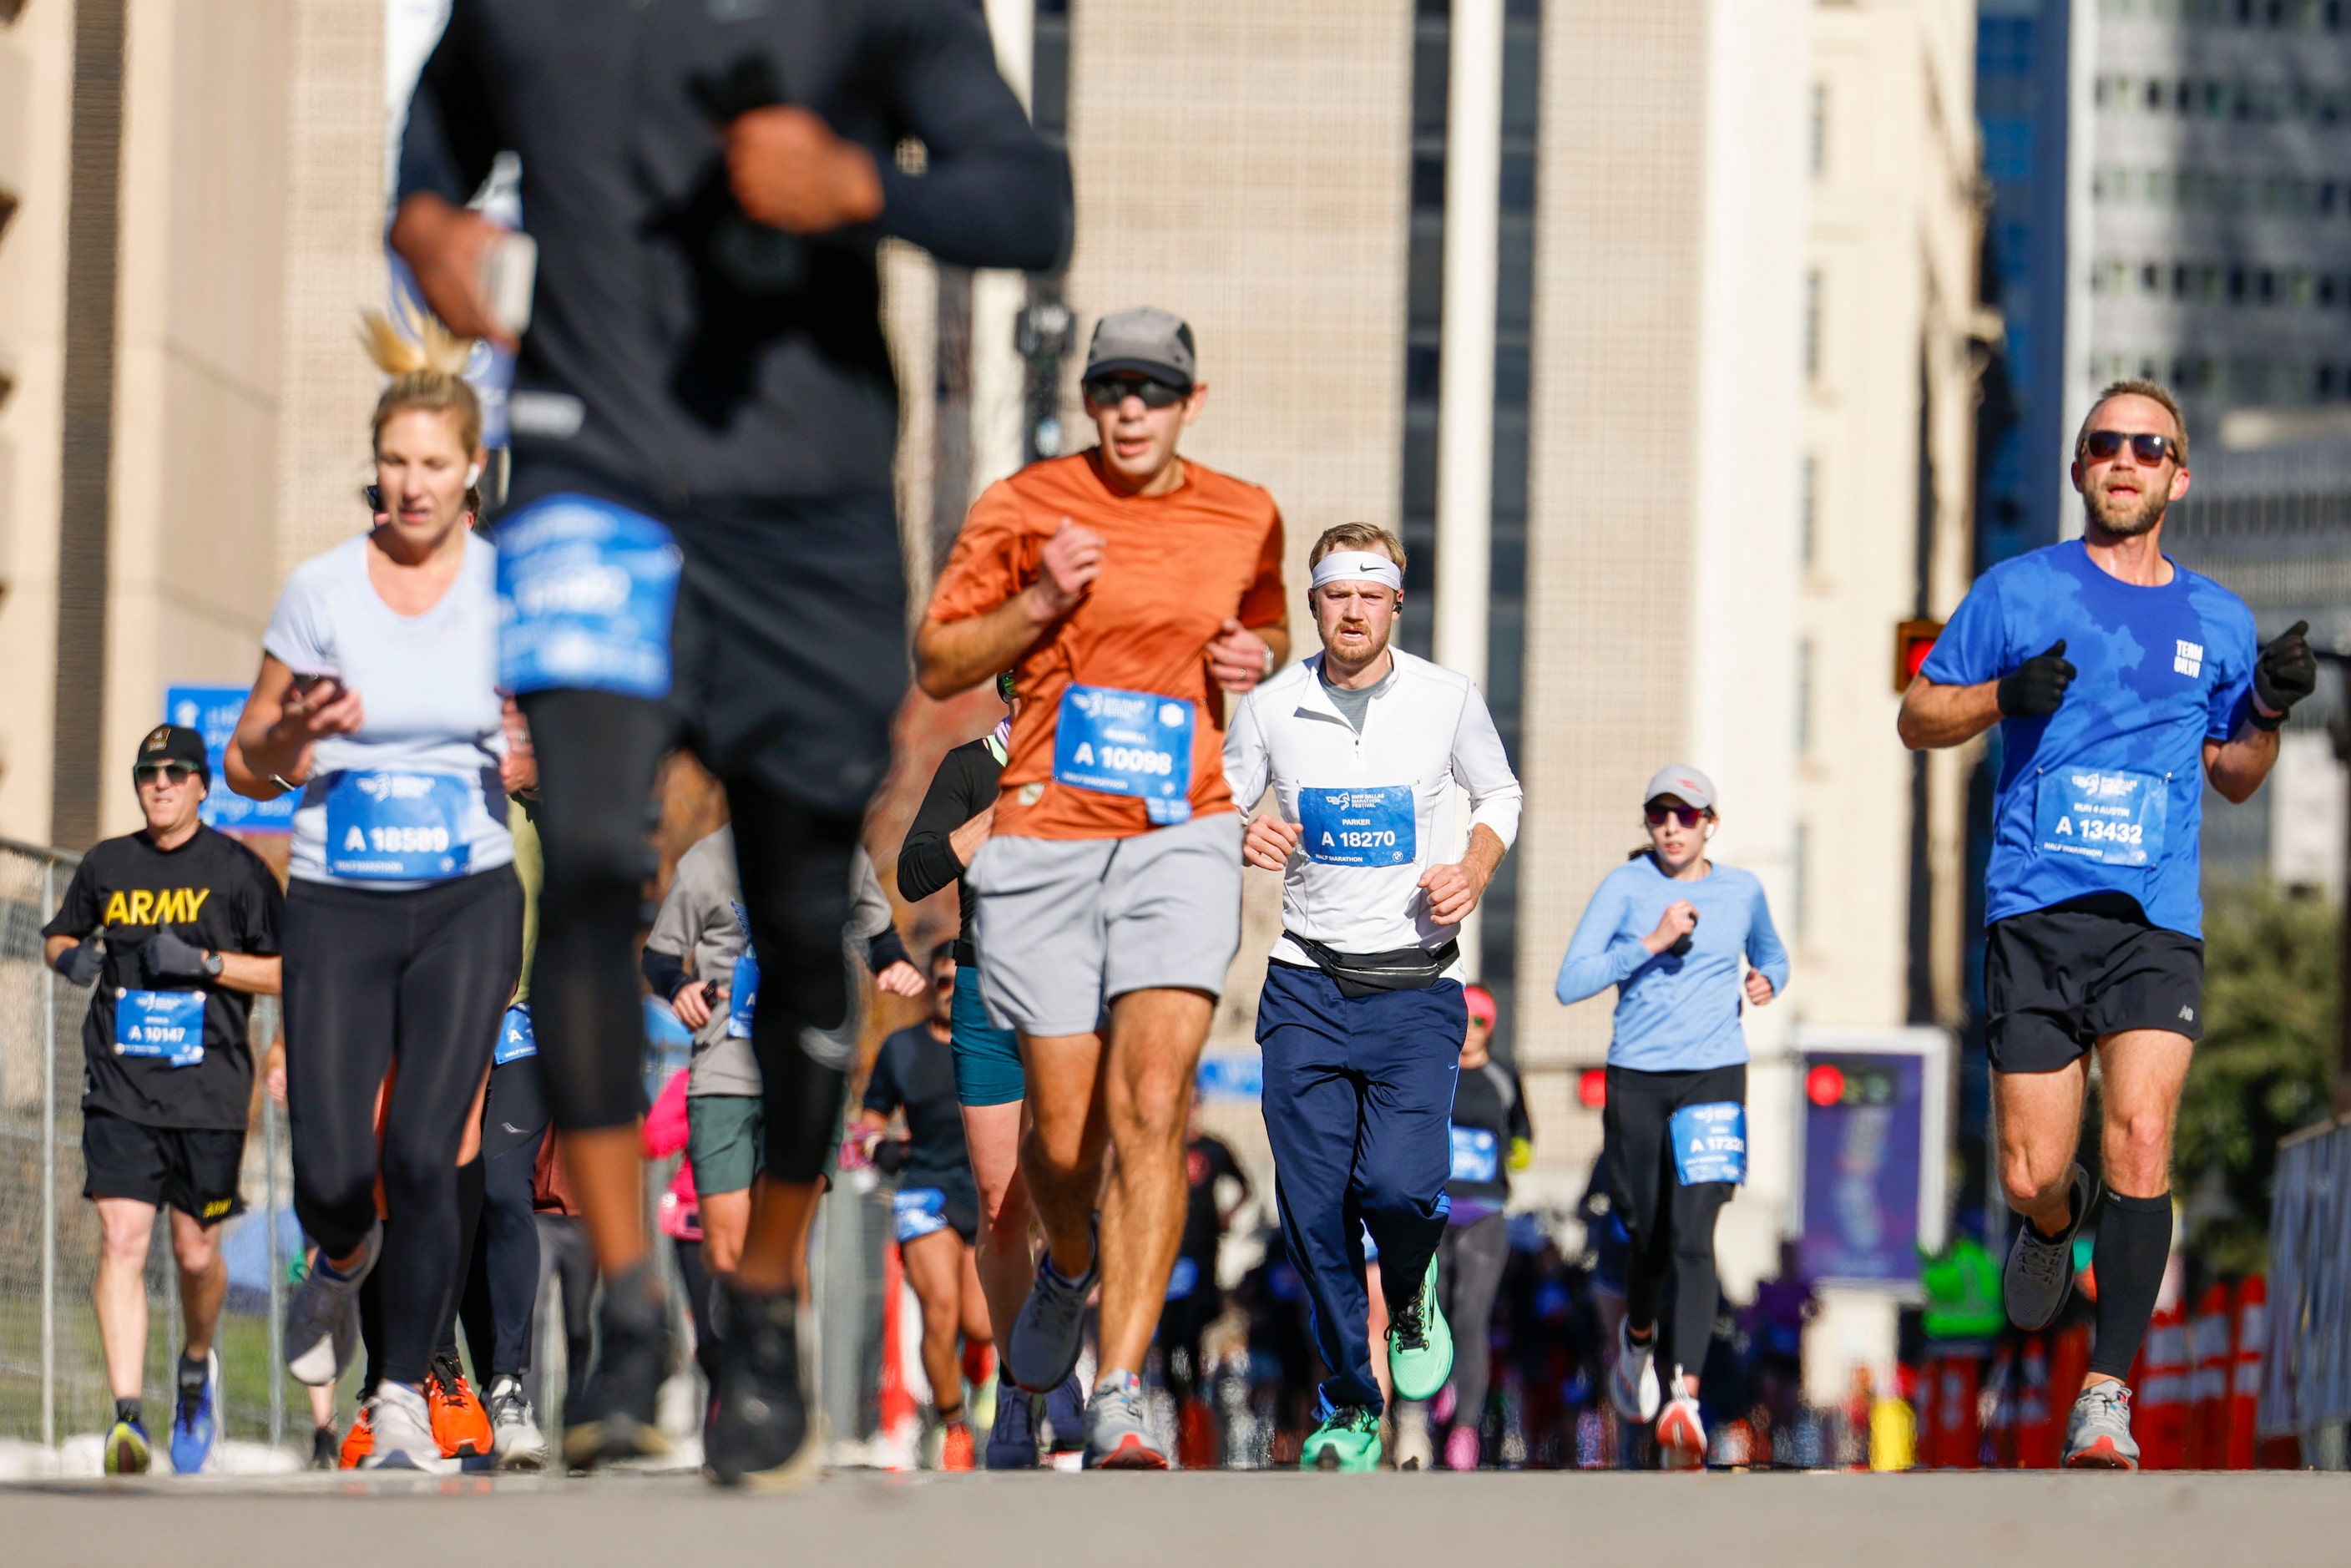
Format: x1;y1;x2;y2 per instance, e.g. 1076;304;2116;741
640;945;690;1002
396;0;505;208
871;0;1073;271
897;744;993;903
866;925;913;974
862;1043;903;1117
1508;1070;1534;1145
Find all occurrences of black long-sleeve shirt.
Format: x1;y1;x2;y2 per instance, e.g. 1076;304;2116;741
897;736;1002;945
397;0;1072;507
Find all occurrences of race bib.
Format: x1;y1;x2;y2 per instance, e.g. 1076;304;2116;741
495;493;683;701
1165;1255;1201;1301
727;947;760;1039
1670;1101;1747;1186
1449;1124;1499;1185
2034;766;2166;867
495;1003;537;1066
1299;784;1416;867
324;771;473;882
892;1187;948;1245
114;989;206;1068
1053;684;1195;826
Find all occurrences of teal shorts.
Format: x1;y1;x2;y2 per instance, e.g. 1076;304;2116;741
685;1093;764;1196
951;974;1024;1108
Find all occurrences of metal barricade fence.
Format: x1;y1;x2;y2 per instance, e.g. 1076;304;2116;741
2261;1115;2351;1444
0;837;303;1456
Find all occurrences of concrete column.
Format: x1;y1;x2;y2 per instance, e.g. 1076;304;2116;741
1433;0;1502;691
970;0;1035;494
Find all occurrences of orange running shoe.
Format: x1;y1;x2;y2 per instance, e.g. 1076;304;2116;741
338;1403;375;1469
940;1419;976;1472
427;1355;493;1459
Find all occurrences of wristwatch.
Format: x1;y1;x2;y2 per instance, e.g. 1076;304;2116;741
201;951;224;979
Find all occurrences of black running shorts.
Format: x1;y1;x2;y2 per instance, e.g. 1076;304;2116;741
80;1108;247;1225
1984;893;2204;1074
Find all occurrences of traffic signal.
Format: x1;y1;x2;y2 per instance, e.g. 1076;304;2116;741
1894;618;1943;694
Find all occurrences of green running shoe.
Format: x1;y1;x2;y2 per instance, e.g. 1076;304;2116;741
1301;1406;1382;1472
1386;1253;1453;1403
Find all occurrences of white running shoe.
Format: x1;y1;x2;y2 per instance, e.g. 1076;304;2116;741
1656;1370;1705;1471
487;1375;548;1472
2060;1381;2140;1470
362;1380;456;1474
285;1224;380;1387
1609;1319;1661;1424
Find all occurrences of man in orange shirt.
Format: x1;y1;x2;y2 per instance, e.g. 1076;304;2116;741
916;307;1287;1468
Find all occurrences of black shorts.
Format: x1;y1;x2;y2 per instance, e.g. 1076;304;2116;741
81;1108;247;1225
1984;894;2204;1074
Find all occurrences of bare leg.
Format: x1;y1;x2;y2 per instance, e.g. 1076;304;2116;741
169;1210;227;1361
902;1228;968;1418
560;1127;649;1277
1019;1031;1113;1282
731;1175;821;1297
958;1240;993;1346
1095;988;1215;1378
2081;1029;2193;1392
1994;1058;2091;1237
698;1187;752;1277
94;1198;158;1402
961;1100;1034;1346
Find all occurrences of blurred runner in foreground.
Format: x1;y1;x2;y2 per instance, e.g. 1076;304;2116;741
390;0;1069;1486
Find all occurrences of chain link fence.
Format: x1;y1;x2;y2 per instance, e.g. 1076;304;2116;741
0;837;305;1459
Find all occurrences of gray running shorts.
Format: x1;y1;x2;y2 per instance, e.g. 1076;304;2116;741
967;811;1243;1037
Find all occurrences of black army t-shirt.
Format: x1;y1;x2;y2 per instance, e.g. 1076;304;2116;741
43;825;284;1130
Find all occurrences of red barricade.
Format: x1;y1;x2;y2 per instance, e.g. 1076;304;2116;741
2227;1276;2266;1471
2014;1333;2058;1468
1922;1353;1983;1469
2187;1282;2233;1467
2134;1302;2190;1469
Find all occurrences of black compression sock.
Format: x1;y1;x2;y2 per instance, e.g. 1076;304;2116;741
2087;1191;2173;1380
178;1352;208;1393
115;1396;142;1427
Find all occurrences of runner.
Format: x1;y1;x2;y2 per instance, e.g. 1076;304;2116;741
1898;378;2309;1469
1555;765;1788;1469
1225;522;1522;1472
42;724;284;1475
1423;984;1531;1471
390;0;1069;1485
226;316;523;1472
915;307;1288;1468
897;670;1080;1468
856;943;992;1471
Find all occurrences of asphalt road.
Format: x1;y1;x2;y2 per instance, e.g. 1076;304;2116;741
7;1468;2345;1568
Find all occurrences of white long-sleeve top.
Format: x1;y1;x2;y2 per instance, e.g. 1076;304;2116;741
1224;650;1523;975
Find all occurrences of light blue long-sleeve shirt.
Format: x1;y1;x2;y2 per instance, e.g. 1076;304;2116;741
1554;855;1791;1072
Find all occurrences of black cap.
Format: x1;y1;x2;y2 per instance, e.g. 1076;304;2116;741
134;724;210;788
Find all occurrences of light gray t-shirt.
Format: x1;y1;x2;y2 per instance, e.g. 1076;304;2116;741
262;532;511;888
1318;657;1401;734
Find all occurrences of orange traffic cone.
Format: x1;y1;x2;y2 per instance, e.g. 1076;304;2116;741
2136;1302;2190;1469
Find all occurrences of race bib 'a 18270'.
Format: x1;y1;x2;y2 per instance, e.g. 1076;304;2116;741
1299;784;1416;867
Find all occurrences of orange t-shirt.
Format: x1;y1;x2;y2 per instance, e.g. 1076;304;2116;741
926;452;1287;840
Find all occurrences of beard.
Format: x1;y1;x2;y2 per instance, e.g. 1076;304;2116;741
1321;615;1395;666
2084;478;2168;537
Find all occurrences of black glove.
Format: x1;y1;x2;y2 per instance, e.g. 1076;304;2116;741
2254;619;2318;723
51;938;104;987
1997;639;2075;718
873;1139;911;1176
144;928;212;982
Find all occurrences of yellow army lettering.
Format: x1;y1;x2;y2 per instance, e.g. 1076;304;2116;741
100;888;213;926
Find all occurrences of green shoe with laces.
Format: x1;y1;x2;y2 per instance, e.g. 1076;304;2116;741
1300;1405;1383;1472
1386;1253;1453;1402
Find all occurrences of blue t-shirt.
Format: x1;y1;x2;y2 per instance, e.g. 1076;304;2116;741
1554;856;1790;1073
1919;539;2256;938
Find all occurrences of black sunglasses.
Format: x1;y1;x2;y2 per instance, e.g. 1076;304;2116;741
2081;430;2177;466
136;763;196;786
1646;804;1706;828
1082;374;1187;409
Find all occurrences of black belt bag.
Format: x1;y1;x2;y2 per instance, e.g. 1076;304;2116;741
1284;930;1459;999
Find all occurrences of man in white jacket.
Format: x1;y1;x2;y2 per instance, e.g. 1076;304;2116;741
1223;523;1522;1470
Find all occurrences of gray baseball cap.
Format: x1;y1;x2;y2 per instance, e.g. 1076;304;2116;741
1642;764;1716;812
1083;306;1197;389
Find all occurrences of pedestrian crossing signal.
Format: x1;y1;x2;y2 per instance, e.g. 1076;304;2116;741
1894;618;1943;694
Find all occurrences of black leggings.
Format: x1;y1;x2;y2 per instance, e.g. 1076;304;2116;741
1603;1061;1745;1382
284;868;522;1388
519;688;861;1182
1437;1211;1510;1428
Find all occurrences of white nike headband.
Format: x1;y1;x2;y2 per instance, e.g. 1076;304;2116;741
1310;550;1404;593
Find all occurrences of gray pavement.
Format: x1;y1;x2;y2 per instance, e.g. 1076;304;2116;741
6;1468;2347;1568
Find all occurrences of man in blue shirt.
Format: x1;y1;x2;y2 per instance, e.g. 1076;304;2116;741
1899;379;2316;1469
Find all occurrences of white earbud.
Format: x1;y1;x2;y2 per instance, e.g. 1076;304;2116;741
465;463;483;488
1703;821;1717;841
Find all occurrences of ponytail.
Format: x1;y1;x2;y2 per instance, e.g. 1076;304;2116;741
359;306;483;457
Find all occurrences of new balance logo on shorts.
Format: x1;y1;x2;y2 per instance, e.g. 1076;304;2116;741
2174;640;2202;678
2179;1005;2195;1022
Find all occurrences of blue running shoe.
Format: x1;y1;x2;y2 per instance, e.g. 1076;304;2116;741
169;1348;221;1474
1008;1236;1096;1394
985;1375;1039;1470
104;1414;151;1476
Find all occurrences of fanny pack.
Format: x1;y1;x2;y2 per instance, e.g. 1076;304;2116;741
1283;930;1459;999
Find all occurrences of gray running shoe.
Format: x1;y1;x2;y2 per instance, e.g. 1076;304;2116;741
2061;1381;2140;1470
2004;1164;2096;1332
285;1224;380;1387
985;1375;1039;1470
487;1374;548;1472
1008;1232;1097;1393
1608;1318;1661;1423
1082;1373;1167;1470
363;1380;454;1473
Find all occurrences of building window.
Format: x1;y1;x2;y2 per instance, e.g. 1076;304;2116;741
1796;640;1815;758
1810;83;1828;177
1805;270;1823;382
1799;455;1818;572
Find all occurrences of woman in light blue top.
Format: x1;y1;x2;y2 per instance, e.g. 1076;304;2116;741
1555;763;1787;1467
